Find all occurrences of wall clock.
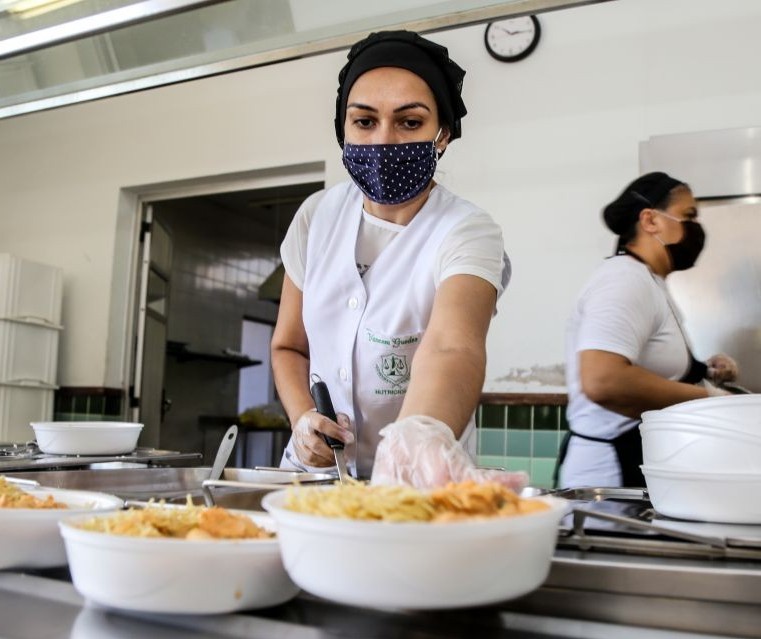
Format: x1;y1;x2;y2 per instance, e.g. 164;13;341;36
484;15;541;63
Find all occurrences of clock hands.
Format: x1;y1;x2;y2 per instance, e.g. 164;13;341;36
492;25;531;36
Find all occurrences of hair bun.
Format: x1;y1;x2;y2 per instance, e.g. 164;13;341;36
602;171;686;235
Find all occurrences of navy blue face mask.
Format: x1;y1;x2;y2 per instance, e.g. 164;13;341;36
342;130;442;205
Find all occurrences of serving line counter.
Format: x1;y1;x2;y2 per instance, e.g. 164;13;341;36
0;556;757;639
2;468;760;638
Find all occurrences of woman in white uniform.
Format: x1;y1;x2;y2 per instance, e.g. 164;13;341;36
558;172;738;488
271;31;522;487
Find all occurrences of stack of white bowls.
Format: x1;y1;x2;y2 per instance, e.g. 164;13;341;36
639;394;761;524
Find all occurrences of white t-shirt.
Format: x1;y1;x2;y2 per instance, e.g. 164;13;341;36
281;186;510;294
560;254;692;488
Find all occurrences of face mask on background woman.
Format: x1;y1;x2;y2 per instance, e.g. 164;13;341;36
656;210;706;271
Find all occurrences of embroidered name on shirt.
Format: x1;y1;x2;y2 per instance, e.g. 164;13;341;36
365;329;419;348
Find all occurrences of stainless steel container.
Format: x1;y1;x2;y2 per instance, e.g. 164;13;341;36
1;466;335;511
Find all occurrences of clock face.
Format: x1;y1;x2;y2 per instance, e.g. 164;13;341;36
484;16;541;62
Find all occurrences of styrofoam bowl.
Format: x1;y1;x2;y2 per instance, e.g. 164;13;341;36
31;422;143;455
0;485;123;569
640;422;761;472
642;465;761;524
59;510;299;614
641;409;760;437
657;394;761;427
262;488;567;610
642;411;761;443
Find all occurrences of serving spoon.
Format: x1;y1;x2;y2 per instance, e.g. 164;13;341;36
203;425;238;506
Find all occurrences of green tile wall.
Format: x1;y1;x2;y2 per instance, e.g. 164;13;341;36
54;392;124;421
476;403;568;489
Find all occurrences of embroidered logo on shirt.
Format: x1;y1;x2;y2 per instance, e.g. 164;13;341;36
375;354;410;388
366;329;419;395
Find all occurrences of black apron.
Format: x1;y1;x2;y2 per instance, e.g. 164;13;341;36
553;423;645;488
553;250;709;488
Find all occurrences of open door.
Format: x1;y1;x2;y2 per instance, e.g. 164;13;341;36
132;205;172;448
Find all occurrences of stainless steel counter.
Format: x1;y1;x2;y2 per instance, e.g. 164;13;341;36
514;549;761;638
0;569;747;639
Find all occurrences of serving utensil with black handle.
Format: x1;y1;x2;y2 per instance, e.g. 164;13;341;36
310;374;350;483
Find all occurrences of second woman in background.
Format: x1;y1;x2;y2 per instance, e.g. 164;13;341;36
558;172;737;488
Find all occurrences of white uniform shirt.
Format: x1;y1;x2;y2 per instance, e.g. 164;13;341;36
281;187;509;293
560;254;691;488
280;181;510;477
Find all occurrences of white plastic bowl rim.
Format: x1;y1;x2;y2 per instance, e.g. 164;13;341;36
58;509;281;549
640;411;760;437
640;409;752;427
31;421;144;432
660;394;761;413
641;465;761;480
263;487;567;538
59;509;299;613
639;421;761;443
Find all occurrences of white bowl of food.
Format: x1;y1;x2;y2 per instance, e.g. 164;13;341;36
59;503;300;614
657;394;761;430
262;482;567;610
642;465;761;524
0;477;123;569
640;422;761;472
31;422;143;455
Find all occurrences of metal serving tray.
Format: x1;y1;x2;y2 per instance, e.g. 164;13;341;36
1;466;335;511
0;446;202;472
552;486;761;560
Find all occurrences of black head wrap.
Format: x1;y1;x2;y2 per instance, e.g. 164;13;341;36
335;30;467;147
602;171;687;235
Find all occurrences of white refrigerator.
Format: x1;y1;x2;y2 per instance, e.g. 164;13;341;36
641;127;761;392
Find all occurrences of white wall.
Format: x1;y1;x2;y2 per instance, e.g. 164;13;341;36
0;0;759;392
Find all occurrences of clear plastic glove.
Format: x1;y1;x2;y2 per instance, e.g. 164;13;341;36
370;415;528;491
706;353;739;385
291;409;354;468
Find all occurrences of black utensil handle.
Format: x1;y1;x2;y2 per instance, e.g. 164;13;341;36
310;379;344;450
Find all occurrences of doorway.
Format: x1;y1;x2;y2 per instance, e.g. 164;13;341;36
133;180;323;462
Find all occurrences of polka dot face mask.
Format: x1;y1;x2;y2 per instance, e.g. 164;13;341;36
342;130;442;205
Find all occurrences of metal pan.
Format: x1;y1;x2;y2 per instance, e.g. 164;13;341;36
2;466;335;511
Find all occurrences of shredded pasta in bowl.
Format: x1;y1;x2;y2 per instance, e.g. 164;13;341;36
75;501;274;540
282;480;550;523
263;481;567;609
58;504;299;614
0;477;69;509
